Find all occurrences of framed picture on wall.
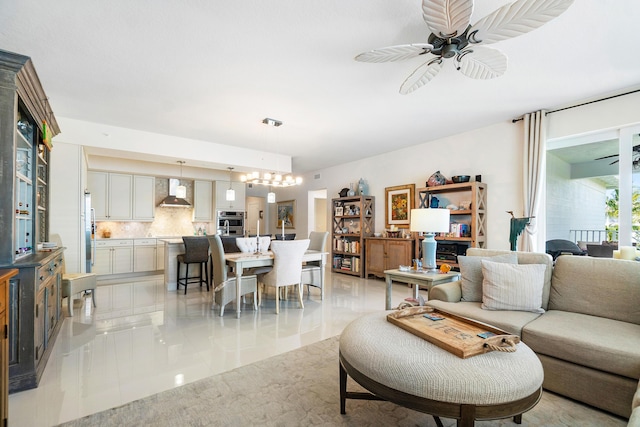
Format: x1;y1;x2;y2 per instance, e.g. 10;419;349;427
276;200;296;229
385;184;415;228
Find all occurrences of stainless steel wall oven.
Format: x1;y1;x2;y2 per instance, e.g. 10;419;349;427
217;210;245;236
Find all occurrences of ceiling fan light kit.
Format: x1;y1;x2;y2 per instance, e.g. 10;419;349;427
355;0;574;94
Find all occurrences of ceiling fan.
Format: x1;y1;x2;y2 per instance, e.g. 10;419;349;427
595;144;640;170
355;0;574;94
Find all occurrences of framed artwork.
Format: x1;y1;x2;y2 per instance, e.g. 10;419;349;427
335;206;344;216
276;200;296;229
385;184;415;228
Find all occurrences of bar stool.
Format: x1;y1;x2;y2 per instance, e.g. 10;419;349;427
177;236;210;294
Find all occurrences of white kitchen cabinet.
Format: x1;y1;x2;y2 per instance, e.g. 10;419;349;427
88;171;109;220
92;240;134;275
133;175;155;221
134;239;157;272
193;180;213;221
156;241;165;270
214;181;245;211
108;173;133;219
88;171;132;220
88;172;154;221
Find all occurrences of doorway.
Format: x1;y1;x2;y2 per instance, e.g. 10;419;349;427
308;189;328;234
246;196;266;236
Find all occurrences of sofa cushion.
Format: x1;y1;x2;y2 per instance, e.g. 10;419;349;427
458;253;517;302
550;256;640;325
481;261;546;313
522;310;640;379
426;300;542;336
467;248;553;310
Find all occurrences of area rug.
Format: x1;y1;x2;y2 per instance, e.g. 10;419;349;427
59;336;626;427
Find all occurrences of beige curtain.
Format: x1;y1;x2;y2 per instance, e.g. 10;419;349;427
521;110;546;252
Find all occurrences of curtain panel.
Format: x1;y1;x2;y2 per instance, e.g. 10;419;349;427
522;110;546;252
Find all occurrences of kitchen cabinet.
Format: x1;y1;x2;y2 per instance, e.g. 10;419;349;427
193;180;213;221
133;175;155;221
214;181;245;211
0;269;18;424
88;172;132;220
88;172;155;221
331;196;375;277
156;241;165;270
415;182;487;268
134;239;157;272
365;237;415;279
93;240;134;275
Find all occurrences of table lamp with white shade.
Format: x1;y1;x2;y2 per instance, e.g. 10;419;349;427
410;208;450;271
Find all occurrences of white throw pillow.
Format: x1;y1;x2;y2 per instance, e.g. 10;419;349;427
458;253;518;302
481;260;546;313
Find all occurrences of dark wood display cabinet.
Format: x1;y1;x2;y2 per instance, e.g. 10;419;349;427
331;196;374;277
0;49;63;392
365;237;415;279
0;269;18;425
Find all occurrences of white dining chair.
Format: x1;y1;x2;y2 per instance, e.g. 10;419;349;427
258;239;310;314
235;237;257;253
208;235;258;316
301;231;329;300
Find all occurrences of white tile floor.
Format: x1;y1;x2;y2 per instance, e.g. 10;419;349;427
9;271;411;426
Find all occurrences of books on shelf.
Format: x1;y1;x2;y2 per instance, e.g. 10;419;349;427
332;256;360;273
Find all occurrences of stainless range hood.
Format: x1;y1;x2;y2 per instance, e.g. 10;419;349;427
159;179;191;207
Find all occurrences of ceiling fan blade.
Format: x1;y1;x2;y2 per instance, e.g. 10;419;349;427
457;46;507;79
468;0;574;45
594;154;619;161
399;56;443;94
609;159;620;165
355;43;434;63
422;0;473;37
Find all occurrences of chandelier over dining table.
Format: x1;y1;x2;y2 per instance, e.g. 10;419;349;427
240;171;302;187
239;117;303;187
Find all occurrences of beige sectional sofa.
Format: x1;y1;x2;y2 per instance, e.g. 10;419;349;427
426;248;640;419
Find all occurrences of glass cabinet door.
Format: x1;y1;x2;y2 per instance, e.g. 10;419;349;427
15;106;35;260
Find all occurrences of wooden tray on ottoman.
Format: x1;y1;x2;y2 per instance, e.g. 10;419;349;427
386;306;519;359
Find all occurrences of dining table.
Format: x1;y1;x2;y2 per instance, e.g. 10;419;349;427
224;250;327;318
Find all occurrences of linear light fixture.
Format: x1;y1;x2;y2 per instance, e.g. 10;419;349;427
239;118;303;187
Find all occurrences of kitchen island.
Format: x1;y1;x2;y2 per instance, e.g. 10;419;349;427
160;238;185;291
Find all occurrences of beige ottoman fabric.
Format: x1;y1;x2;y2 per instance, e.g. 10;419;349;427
340;311;543;406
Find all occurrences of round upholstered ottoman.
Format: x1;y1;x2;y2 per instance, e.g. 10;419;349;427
339;311;543;426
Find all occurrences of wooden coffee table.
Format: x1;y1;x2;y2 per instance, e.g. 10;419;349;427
384;269;460;309
339;311;543;427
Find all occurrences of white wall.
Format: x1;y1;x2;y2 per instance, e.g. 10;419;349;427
277;120;524;251
547;90;640;140
49;141;87;272
546;152;606;241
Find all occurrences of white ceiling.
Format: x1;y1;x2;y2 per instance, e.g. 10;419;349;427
2;0;640;173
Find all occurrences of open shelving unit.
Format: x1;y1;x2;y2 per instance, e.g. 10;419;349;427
331;196;374;277
415;182;487;269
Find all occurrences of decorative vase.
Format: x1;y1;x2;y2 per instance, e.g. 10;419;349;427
348;183;356;197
